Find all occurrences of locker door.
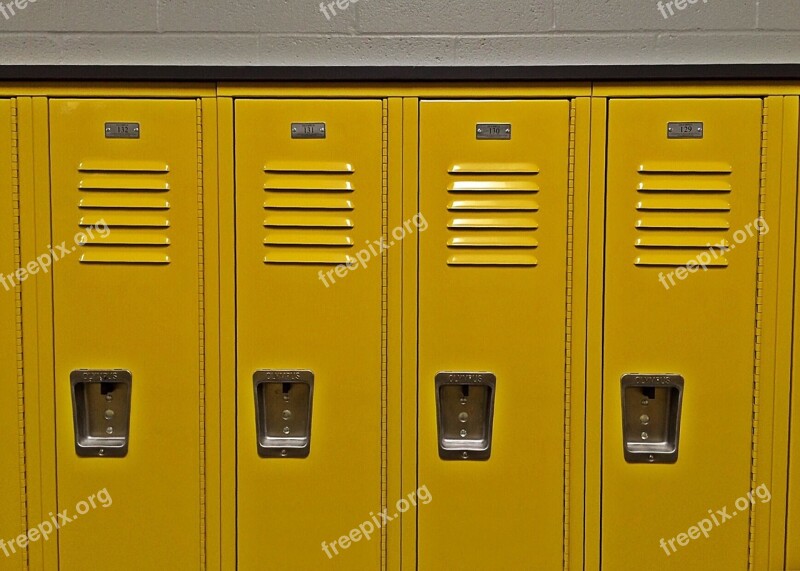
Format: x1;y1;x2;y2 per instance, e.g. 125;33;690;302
50;99;204;569
418;100;571;569
0;99;25;569
603;98;763;568
235;99;385;569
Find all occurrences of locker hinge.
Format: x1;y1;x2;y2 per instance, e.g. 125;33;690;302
380;99;389;571
196;99;207;570
10;99;29;571
747;98;768;571
562;99;577;571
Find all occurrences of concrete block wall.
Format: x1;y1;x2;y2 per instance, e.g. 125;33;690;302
0;0;797;66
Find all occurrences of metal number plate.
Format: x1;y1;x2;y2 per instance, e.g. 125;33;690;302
105;122;140;139
667;122;703;139
292;122;326;139
476;123;511;140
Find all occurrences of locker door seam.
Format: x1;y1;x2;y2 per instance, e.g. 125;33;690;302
598;97;611;570
196;98;208;570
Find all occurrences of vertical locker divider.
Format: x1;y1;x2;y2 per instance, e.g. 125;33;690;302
216;95;238;571
400;96;420;571
25;95;58;571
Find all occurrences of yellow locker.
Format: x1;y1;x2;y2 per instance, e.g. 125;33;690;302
603;98;764;568
235;99;385;569
418;100;571;569
0;98;26;570
49;99;205;568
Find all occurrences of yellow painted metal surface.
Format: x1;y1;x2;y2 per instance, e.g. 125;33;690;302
0;99;26;571
418;100;570;569
49;99;204;569
235;99;385;570
789;107;800;570
0;84;796;570
603;98;763;569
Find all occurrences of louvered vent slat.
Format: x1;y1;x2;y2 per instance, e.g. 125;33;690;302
262;166;356;265
638;162;732;174
634;162;733;268
77;164;172;265
448;198;539;212
79;196;170;210
446;164;539;267
264;161;354;174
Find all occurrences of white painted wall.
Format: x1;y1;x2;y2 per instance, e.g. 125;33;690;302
0;0;797;66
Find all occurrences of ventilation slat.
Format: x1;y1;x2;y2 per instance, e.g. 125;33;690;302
265;162;354;174
448;217;538;230
264;215;353;229
447;253;538;266
80;214;170;229
636;216;729;230
264;180;353;193
448;199;539;212
264;232;353;247
636;197;730;212
448;235;538;248
264;251;355;265
263;197;354;211
637;180;731;193
80;214;170;228
80;250;171;265
79;177;170;192
635;235;729;249
79;161;169;173
634;253;728;267
79;196;170;210
78;231;170;247
448;163;539;175
448;181;539;193
638;162;732;174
